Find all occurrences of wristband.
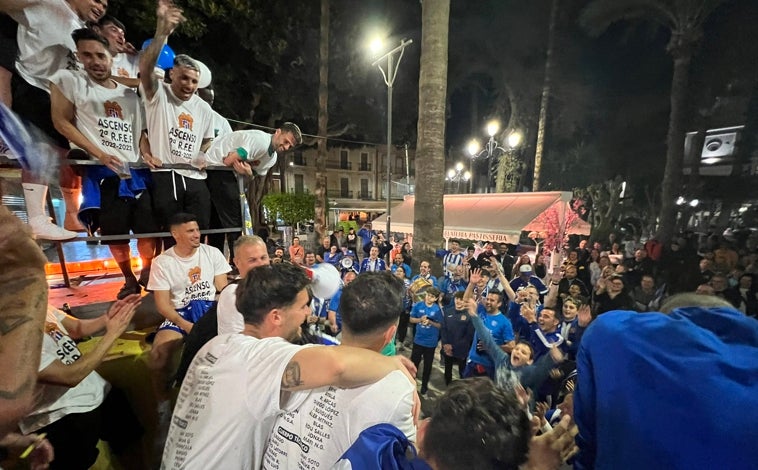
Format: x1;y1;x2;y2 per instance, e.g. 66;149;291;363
236;147;248;161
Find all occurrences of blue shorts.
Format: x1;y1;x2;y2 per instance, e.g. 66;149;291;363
157;299;215;335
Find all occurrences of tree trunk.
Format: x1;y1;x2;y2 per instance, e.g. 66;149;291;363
657;53;692;243
314;0;329;240
532;0;558;192
413;0;449;276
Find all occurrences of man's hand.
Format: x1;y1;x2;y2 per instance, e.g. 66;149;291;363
469;268;482;286
97;151;125;174
577;304;592;327
104;295;139;338
232;160;252;176
442;344;453;356
142;152;162;169
122;41;138;55
156;0;186;37
534;401;549;429
524;415;579;470
550;269;561;284
548;345;565;363
520;303;537;323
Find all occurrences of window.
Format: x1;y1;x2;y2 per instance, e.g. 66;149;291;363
293;151;304;166
360;152;369;171
340;150;349;169
340;177;350;198
294;174;304;194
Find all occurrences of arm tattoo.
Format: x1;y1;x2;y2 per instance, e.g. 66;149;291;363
281;361;304;389
0;315;33;336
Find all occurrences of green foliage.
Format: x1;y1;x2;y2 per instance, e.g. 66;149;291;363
262;192;316;227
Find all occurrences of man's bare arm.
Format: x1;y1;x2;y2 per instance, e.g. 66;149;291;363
50;83;123;174
139;0;185;100
0;207;49;435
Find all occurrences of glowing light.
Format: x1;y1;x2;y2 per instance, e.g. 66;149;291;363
369;37;384;55
507;131;522;148
455;162;464;172
447;169;456;179
486;120;500;137
675;196;686;205
467;139;481;156
463;171;471;180
689;199;699;207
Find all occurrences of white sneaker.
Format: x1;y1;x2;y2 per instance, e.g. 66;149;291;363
28;215;77;240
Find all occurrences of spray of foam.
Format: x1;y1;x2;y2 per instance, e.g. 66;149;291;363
0;102;61;184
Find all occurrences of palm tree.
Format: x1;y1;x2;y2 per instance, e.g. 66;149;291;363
314;0;329;241
580;0;727;243
413;0;449;274
533;0;559;192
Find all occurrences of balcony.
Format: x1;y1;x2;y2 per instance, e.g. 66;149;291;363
327;189;353;198
326;161;352;170
358;163;372;172
358;191;373;200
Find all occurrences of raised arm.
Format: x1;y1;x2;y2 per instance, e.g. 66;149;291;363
490;256;516;302
463;268;482;301
139;0;185;100
0;207;49;436
465;298;509;366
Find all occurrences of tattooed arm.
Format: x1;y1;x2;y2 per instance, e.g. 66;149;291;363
0;207;49;436
280;346;411;392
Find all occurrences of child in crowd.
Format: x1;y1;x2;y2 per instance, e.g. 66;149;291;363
410;287;443;395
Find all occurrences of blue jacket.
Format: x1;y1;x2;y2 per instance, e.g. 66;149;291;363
574;307;758;470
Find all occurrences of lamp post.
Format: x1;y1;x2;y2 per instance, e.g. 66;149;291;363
446;162;471;193
371;37;413;238
467;120;522;192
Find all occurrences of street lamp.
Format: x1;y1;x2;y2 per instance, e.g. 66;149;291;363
371;37;413;238
446;162;471;193
468;120;523;193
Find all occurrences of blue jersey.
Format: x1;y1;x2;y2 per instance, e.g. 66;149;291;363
467;306;514;369
410;301;443;347
328;288;344;330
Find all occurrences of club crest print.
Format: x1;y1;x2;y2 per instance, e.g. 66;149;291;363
178;112;194;131
103;100;124;120
188;266;202;283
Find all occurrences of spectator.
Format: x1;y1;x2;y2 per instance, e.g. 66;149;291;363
724;273;758;317
632;274;664;312
437;239;464;279
288;236;305;264
359;246;386;273
315;236;330;262
624;248;655;288
327;271;357;335
440;291;475;385
345;227;358;252
593;274;635;316
410;287;443;395
557;265;589;300
462;269;516;379
390;252;412;278
92;15;139;86
393;265;413;351
574;294;758;470
533;252;548;280
511;264;550;301
439;264;467;307
409;260;439;303
400;241;413;266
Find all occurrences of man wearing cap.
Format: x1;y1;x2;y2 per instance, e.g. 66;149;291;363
510;264;549;302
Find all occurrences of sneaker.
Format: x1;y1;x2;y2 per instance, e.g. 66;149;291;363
29;215;77;240
117;280;141;300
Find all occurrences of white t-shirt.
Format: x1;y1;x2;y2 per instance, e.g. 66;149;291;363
19;306;109;434
140;81;215;179
51;69;145;162
147;244;231;309
210;109;233;139
11;0;83;92
262;370;415;470
111;52;140;79
217;283;244;335
205;130;277;175
161;334;314;470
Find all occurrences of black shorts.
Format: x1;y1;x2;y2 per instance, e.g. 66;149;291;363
151;171;211;230
99;175;159;245
11;74;68;148
207;170;241;229
0;15;17;73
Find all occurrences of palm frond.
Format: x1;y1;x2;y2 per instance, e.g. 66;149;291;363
579;0;678;36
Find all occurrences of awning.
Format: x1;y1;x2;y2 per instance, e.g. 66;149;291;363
373;191;591;243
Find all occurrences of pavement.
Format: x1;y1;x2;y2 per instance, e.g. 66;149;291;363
394;339;460;417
